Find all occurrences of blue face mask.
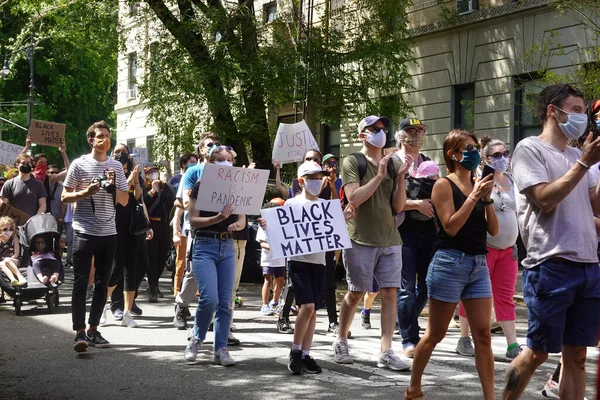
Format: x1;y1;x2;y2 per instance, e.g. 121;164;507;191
456;149;480;171
595;120;600;130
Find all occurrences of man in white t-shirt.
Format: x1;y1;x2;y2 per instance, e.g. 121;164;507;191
62;120;129;353
504;84;600;399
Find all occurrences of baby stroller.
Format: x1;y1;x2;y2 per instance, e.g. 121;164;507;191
0;214;63;315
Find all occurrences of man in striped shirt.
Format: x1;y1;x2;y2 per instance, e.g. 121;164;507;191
62;121;129;353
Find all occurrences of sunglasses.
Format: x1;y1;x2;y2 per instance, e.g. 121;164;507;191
305;157;321;163
462;143;481;152
489;151;510;159
206;142;221;148
48;171;59;175
363;126;389;134
2;227;13;232
324;161;338;168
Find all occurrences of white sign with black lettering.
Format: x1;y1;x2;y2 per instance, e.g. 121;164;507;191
261;199;352;259
0;140;24;166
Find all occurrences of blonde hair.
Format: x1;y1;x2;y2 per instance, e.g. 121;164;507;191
0;216;16;230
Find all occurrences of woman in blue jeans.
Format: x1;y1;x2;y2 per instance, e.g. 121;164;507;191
183;146;246;366
405;129;498;400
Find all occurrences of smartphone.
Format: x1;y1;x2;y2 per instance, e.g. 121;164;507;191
482;164;495;180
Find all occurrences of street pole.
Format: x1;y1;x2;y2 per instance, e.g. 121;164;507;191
26;35;34;126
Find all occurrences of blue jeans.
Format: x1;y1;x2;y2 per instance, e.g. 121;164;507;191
191;236;236;350
397;230;435;347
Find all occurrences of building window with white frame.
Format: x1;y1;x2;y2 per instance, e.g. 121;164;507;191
264;2;277;23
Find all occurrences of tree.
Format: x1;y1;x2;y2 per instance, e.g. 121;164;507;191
135;0;414;167
0;0;118;165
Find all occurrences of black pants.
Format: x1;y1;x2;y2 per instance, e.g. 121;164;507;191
324;251;338;324
146;221;171;289
111;235;148;310
108;231;139;291
71;232;117;331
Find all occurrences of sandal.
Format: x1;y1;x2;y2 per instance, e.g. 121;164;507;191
404;389;424;400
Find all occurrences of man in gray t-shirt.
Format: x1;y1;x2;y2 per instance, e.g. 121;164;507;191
503;84;600;399
0;154;47;218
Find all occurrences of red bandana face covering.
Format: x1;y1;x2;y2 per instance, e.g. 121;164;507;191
34;163;47;181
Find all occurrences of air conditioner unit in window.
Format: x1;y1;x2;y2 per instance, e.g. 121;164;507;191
125;88;137;100
456;0;477;15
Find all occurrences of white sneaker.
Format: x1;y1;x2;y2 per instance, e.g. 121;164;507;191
121;311;138;328
377;348;410;371
184;338;201;362
214;348;235;366
541;374;559;398
99;306;107;326
261;305;274;316
332;339;353;364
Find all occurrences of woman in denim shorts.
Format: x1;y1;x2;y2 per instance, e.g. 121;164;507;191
405;130;498;400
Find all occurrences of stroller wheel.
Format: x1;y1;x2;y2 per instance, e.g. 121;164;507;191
54;289;59;307
14;296;22;316
46;292;56;313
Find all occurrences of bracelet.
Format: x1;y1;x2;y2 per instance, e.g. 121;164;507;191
467;196;477;203
480;198;494;205
577;159;590;169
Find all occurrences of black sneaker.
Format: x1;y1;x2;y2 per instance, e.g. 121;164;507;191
131;302;143;316
208;322;214;332
173;304;188;330
148;287;158;303
156;287;164;298
361;313;371;329
288;350;303;375
227;332;240;346
86;330;111;348
73;331;88;353
184;307;192;320
277;318;294;334
302;355;322;374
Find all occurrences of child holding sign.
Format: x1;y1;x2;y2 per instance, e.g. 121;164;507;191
264;161;355;375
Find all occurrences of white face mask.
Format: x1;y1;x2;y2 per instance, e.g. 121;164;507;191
554;107;588;140
489;156;509;173
215;161;233;167
149;172;160;181
303;179;322;196
365;129;387;148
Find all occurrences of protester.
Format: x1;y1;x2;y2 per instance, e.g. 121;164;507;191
184;145;246;366
503;84;600;400
62;120;129;352
1;153;47;216
64;202;74;268
333;115;411;371
394;117;438;359
406;129;498;400
144;164;175;302
44;164;67;226
168;153;198;196
0;216;24;286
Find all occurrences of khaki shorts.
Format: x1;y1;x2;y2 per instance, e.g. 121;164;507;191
343;241;402;292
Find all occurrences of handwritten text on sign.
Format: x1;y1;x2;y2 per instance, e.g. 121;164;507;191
261;199;352;259
195;163;269;215
272;120;319;165
28;119;66;148
0;140;24;166
0;202;30;226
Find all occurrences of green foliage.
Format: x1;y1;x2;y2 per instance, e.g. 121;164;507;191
138;0;414;168
0;0;118;166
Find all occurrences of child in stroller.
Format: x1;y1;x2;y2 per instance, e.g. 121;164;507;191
0;216;25;287
31;234;60;286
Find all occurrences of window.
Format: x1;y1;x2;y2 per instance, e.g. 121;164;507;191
129;2;139;16
324;120;341;157
264;2;277;23
128;52;137;90
514;77;545;142
126;139;136;152
146;135;154;162
453;84;475;131
456;0;478;15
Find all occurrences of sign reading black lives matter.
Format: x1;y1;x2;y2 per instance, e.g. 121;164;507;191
195;163;269;215
28;119;66;148
261;199;352;259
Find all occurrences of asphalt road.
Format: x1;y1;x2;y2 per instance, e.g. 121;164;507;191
0;271;597;400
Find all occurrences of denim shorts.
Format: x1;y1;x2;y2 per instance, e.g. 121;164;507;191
523;259;600;353
426;248;492;303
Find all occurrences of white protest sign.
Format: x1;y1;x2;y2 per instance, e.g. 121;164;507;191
195;163;269;215
261;199;352;259
131;147;149;177
0;140;24;166
272;120;319;165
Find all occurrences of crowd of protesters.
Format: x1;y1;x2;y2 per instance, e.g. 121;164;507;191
0;82;598;399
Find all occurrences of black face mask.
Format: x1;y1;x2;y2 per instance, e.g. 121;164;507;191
19;164;32;174
114;151;129;165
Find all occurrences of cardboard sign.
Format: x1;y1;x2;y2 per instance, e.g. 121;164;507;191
260;199;352;259
28;119;66;148
0;202;30;226
272;120;319;165
0;140;24;167
195;164;269;215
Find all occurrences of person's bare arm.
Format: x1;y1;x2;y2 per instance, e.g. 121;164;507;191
51;144;70;184
273;162;290;199
345;156;393;209
228;214;246;232
19;136;32;156
37;197;46;214
61;183;99;203
188;197;233;229
390;155;411;214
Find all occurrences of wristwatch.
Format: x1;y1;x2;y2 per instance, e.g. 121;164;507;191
480;198;494;205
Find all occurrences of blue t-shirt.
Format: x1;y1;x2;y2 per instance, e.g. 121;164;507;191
182;164;205;191
168;173;182;194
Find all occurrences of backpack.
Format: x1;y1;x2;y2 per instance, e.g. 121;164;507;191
342;152;397;214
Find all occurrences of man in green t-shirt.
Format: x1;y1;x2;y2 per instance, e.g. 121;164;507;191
332;115;412;371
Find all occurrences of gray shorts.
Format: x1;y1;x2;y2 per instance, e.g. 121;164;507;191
343;241;402;292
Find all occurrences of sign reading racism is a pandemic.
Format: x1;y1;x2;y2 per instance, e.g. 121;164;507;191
195;163;269;215
0;140;24;166
28;119;66;148
271;120;319;165
261;199;352;259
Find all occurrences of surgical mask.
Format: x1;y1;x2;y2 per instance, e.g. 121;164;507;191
489;156;509;173
454;149;480;171
19;164;32;174
149;172;160;181
186;163;196;169
365;129;387;148
554;107;588;140
303;179;323;196
93;137;111;153
214;161;233;167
